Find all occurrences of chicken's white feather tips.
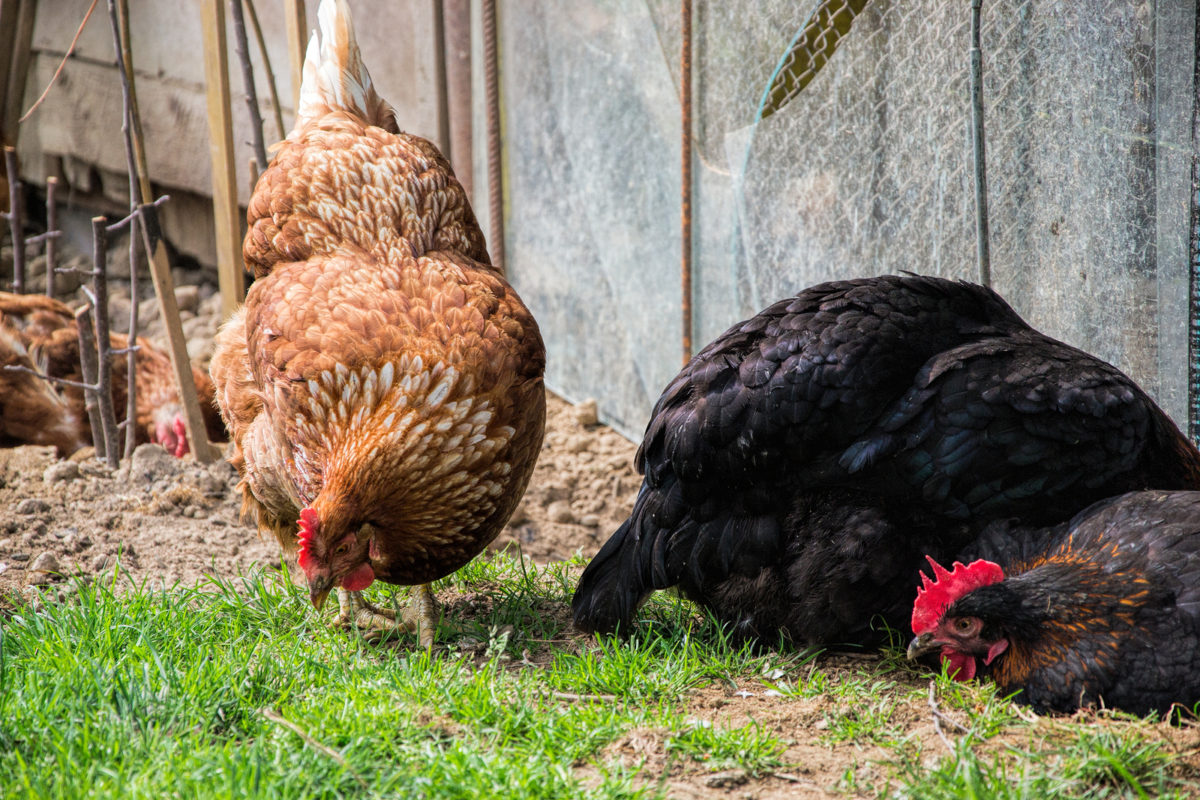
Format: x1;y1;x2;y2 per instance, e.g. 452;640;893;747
293;0;396;136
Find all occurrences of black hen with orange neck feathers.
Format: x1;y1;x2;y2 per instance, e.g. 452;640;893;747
572;275;1200;647
908;490;1200;715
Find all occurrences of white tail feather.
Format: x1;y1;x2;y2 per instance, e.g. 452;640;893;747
293;0;396;135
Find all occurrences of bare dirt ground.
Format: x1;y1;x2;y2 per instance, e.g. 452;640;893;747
0;391;639;606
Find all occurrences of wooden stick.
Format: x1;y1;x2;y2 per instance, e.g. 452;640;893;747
91;217;121;467
2;0;36;140
138;203;222;463
107;0;147;459
44;177;58;297
242;0;285;142
229;0;268;172
283;0;308;112
4;146;24;292
200;0;245;321
74;304;105;457
260;708;369;789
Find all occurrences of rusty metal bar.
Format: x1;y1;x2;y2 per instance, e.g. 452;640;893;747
443;0;473;200
482;0;505;276
969;0;991;287
680;0;694;365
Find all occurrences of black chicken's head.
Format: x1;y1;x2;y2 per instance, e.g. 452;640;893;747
907;556;1012;681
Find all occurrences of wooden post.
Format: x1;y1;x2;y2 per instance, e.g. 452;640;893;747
74;304;106;458
4;146;24;292
199;0;245;321
91;216;120;468
1;0;36;146
139;203;222;464
44;176;57;296
283;0;308;112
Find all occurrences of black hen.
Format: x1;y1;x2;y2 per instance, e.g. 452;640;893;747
908;490;1200;715
571;275;1200;647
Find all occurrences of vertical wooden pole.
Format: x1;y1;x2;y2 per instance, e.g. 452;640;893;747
1;0;36;147
139;204;222;464
199;0;245;321
4;146;24;293
680;0;693;365
283;0;308;112
91;216;120;467
44;176;57;296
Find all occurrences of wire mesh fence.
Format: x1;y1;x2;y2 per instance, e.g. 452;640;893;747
500;0;1194;440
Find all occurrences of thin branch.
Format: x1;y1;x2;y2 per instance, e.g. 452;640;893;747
44;177;59;297
2;364;96;392
548;691;617;702
103;195;169;234
23;230;61;246
91;217;120;467
259;708;369;789
18;0;101;123
242;0;285;141
229;0;268;171
5;147;25;293
927;680;968;753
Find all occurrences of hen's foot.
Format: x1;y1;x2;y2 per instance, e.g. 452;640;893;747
333;584;437;648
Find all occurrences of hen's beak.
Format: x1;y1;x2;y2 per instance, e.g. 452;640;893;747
308;574;333;610
907;633;939;661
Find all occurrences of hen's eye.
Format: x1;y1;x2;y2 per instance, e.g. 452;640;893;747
334;542;350;557
954;618;974;632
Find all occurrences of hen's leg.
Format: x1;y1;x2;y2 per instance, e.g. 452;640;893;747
333;585;437;648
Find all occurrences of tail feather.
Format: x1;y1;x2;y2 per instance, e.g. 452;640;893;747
294;0;397;135
571;517;653;635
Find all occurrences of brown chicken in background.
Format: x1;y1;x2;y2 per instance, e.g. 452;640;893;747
209;0;545;646
0;291;224;457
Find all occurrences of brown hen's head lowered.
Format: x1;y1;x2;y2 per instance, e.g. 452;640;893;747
210;0;545;646
908;490;1200;715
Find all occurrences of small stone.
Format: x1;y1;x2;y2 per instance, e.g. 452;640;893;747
63;532;92;553
11;552;30;562
43;461;81;483
29;551;61;574
580;515;601;528
184;505;201;518
52;527;75;539
0;538;11;550
573;398;599;427
26;571;51;586
129;443;179;483
79;460;113;479
175;285;200;313
566;435;591;454
91;554;112;572
547;500;576;525
207;515;229;526
16;498;50;515
703;771;749;789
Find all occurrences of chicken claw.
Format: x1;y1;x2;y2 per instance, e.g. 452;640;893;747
333;584;437;648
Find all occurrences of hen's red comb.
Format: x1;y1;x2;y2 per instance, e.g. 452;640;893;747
297;507;320;571
911;556;1004;635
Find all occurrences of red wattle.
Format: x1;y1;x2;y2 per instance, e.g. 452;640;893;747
340;562;375;592
941;648;977;681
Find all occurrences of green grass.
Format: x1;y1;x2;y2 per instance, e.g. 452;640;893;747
1;552;1196;799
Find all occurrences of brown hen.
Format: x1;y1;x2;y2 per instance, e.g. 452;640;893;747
209;0;545;646
0;291;224;457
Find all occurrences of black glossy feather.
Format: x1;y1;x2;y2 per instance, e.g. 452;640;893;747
572;275;1200;646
